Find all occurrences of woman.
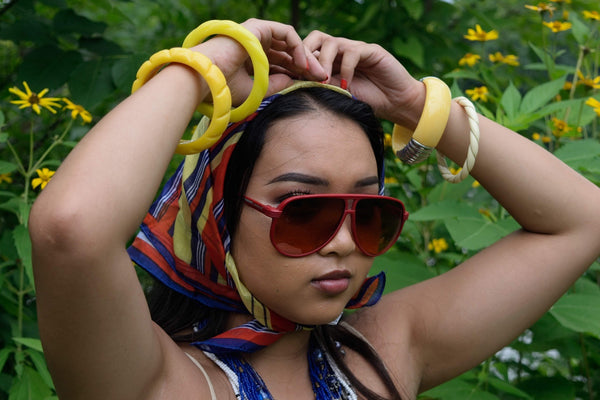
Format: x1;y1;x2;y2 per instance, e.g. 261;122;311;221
29;18;600;400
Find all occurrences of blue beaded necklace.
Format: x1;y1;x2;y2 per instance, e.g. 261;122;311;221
205;335;354;399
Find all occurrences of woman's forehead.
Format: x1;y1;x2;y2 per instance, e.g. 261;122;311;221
250;112;378;188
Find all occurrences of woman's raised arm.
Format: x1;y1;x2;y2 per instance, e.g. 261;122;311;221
28;19;325;400
304;31;600;394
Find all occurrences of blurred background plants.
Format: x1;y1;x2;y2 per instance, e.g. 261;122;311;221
1;0;599;399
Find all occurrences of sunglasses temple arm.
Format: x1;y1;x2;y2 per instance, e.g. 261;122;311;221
243;196;282;218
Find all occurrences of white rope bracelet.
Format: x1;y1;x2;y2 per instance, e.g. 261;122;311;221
436;96;480;183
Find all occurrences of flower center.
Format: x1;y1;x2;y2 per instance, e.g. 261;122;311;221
28;93;40;105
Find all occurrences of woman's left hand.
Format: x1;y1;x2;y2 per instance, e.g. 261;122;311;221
303;31;424;127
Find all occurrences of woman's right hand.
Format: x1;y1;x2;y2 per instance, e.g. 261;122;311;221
302;30;425;128
190;19;328;105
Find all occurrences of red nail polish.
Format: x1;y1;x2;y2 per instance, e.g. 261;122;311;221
340;79;348;90
306;59;310;71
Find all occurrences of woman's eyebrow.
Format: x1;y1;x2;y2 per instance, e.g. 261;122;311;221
267;172;329;186
267;173;380;188
355;176;380;188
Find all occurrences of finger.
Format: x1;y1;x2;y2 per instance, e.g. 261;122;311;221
314;38;343;84
337;45;364;90
302;30;329;53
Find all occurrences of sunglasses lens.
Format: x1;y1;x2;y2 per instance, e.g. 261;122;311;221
273;197;345;256
354;198;404;256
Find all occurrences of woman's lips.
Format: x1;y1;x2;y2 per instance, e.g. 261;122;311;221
311;270;351;295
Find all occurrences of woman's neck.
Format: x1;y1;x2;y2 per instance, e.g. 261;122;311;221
225;313;315;398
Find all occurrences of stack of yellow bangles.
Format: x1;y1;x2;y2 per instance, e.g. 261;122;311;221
132;20;479;183
131;20;270;155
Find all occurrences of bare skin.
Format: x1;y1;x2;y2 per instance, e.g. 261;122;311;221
29;18;600;400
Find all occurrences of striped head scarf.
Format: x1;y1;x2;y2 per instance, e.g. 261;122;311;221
128;82;386;354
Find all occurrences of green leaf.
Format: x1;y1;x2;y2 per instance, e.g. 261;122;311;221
8;366;52;400
0;197;30;223
0;348;14;373
444;70;481;81
569;13;589;45
500;81;521;121
487;376;533;399
550;293;600;338
69;59;116;109
79;37;123;56
111;54;148;89
516;376;576;400
421;375;500;400
17;45;83;91
13;225;35;290
0;161;18;175
52;9;106;36
520;75;566;115
410;200;479;222
12;338;43;353
0;109;5;128
25;350;54;390
401;0;424;20
445;217;519;250
392;36;424;69
373;250;435;290
427;177;475;203
553;139;600;169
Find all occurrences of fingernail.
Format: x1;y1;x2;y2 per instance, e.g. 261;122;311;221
320;75;329;84
306;59;310;71
340;79;348;90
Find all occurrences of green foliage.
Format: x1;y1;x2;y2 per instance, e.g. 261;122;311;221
1;0;599;399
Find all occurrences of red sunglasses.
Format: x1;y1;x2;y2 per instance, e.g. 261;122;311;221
243;194;409;257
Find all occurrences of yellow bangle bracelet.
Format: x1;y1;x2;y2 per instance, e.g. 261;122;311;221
131;47;232;155
392;77;452;164
182;20;269;123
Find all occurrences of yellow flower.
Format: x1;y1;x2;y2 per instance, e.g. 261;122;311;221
384;176;399;185
586;97;600;117
0;173;13;184
563;81;573;91
459;53;481;67
542;136;552;143
449;167;462;175
31;168;55;190
472;180;480;188
551;117;572;137
384;133;392;148
428;238;449;254
488;52;520;66
465;86;489;102
62;98;92;124
525;3;556;16
583;10;600;21
9;82;62;115
543;20;572;32
550;0;571;3
577;71;600;89
532;132;541;140
464;24;499;42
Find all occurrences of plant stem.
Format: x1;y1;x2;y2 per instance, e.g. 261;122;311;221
30;118;73;173
5;140;26;176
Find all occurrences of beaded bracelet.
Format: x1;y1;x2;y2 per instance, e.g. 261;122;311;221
392;77;452;164
131;47;232;154
182;20;269;122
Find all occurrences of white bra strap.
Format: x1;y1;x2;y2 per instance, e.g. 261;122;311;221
185;352;217;400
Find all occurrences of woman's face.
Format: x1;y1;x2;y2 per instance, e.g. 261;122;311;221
231;110;380;325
